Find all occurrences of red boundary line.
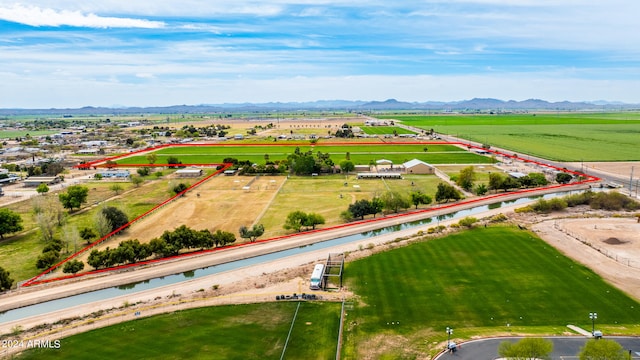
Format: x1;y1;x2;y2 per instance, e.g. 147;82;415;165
23;142;600;287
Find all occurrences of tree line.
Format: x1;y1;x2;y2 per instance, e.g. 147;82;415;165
87;225;236;270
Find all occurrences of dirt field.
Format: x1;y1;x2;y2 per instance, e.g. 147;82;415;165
532;214;640;300
67;175;287;267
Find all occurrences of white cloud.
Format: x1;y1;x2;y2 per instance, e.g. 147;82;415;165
0;4;165;28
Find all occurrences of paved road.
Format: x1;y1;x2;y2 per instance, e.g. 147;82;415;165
434;336;640;360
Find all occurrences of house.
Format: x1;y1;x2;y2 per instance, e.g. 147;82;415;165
23;176;62;187
402;159;435;174
176;169;203;177
98;169;131;179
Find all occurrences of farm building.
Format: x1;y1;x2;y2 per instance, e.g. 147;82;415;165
357;173;403;179
376;159;393;166
23;176;62;187
354;165;371;172
98;169;131;179
176;169;203;177
402;159;435;174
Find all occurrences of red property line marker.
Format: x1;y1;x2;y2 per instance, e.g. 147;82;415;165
25;142;600;287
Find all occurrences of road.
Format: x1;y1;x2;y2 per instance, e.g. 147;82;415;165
434;336;640;360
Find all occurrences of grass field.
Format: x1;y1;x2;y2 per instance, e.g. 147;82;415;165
115;143;494;166
376;113;640;161
258;174;442;238
16;302;342;360
360;126;415;135
342;226;640;358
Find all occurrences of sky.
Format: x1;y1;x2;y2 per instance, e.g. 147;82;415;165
1;1;640;108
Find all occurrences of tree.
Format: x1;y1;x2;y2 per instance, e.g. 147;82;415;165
63;259;85;274
340;160;355;175
131;175;144;187
146;153;157;165
0;208;23;240
172;182;189;195
0;266;14;291
36;183;49;195
303;213;325;230
239;224;265;242
167;156;181;166
35;211;56;243
137;167;150;176
435;183;462;203
101;206;129;232
456;166;476;191
58;185;89;212
579;339;625;360
475;183;488;196
381;191;410;213
410;191;433;209
348;199;373;220
498;337;553;360
110;183;123;195
36;250;59;270
556;172;573;184
94;211;112;237
283;211;308;232
80;227;97;244
212;230;236;247
489;173;505;192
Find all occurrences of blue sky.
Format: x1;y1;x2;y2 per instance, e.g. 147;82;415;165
1;1;640;108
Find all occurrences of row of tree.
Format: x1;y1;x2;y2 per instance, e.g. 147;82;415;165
283;211;326;232
454;166;553;195
87;225;236;269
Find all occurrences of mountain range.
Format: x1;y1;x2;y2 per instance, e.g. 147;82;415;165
0;98;638;116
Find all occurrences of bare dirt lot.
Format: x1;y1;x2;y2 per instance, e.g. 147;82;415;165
532;214;640;300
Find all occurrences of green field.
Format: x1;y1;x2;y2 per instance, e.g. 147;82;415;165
376;113;640;161
359;126;415;135
116;143;494;165
342;226;640;358
17;302;342;360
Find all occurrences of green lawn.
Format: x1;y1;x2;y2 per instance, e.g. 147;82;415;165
360;126;415;135
376;113;640;161
17;302;341;360
116;143;493;165
342;226;640;358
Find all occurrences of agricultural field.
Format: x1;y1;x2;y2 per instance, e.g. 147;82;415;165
359;126;415;135
376;112;640;161
16;302;342;360
342;226;640;358
115;143;494;166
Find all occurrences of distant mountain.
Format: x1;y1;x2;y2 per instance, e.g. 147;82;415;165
0;98;637;116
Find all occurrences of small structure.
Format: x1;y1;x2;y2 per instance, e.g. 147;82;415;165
224;170;237;176
402;159;435;175
357;173;402;179
376;159;393;166
234;134;244;140
23;176;62;187
507;171;527;179
176;169;203;177
98;169;131;179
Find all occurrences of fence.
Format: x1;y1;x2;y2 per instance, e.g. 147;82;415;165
553;221;640;269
